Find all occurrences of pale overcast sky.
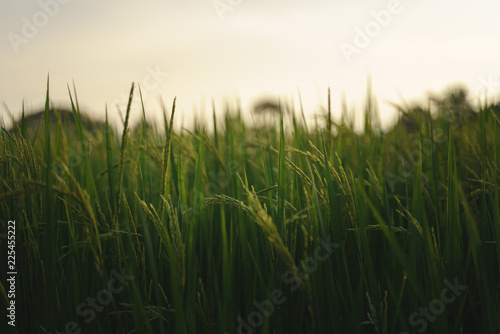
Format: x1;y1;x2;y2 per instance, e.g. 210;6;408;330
1;0;499;129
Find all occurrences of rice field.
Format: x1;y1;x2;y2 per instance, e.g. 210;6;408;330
1;81;499;333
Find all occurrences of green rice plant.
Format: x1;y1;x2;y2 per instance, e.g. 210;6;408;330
1;81;499;334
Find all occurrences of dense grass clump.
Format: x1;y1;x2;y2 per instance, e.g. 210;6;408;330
1;81;499;334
